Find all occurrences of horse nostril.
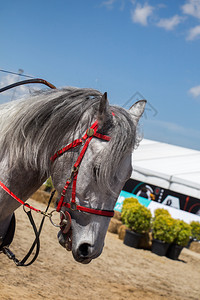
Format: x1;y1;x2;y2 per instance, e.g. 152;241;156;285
78;243;91;257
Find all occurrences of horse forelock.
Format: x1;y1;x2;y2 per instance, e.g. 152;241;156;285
0;87;139;186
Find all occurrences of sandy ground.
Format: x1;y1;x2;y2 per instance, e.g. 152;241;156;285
0;199;200;300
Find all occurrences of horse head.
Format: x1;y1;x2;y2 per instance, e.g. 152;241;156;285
51;92;146;264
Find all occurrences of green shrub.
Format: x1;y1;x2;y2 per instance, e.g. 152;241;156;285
122;202;152;234
121;197;139;224
152;215;177;244
122;197;139;208
173;220;191;247
154;208;171;219
44;177;54;192
190;221;200;241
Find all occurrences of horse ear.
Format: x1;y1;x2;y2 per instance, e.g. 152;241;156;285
98;92;112;127
129;100;146;125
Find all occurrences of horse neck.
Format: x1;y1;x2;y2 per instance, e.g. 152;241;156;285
0;157;47;218
0;158;47;238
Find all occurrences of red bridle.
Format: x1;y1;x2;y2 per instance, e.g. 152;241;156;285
0;119;114;221
51;119;114;218
0;118;114;260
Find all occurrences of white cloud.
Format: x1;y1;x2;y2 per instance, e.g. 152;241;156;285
186;24;200;40
189;85;200;97
182;0;200;19
0;74;28;94
156;15;185;31
131;3;154;26
0;74;38;101
102;0;126;10
0;74;18;88
143;118;200;149
102;0;116;9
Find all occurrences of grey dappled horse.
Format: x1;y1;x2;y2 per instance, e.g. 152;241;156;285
0;88;145;264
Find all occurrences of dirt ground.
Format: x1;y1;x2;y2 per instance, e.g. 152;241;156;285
0;199;200;300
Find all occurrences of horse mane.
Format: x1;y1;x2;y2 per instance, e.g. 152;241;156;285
0;87;138;193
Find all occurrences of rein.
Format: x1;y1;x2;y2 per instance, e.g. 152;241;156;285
1;190;55;266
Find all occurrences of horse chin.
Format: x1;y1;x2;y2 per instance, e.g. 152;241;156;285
72;245;103;264
72;254;92;264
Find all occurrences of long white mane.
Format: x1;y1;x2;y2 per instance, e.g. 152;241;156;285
0;87;137;193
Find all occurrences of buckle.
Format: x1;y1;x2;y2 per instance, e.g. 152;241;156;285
70;201;77;211
71;166;78;174
86;128;94;137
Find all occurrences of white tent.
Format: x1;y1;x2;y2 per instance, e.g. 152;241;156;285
131;139;200;199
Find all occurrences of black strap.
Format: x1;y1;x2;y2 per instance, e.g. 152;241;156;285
3;190;55;267
17;209;41;266
18;190;56;266
0;214;16;251
0;78;56;93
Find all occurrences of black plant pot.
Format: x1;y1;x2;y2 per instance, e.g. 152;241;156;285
186;238;193;249
166;244;183;260
151;239;170;256
123;230;143;249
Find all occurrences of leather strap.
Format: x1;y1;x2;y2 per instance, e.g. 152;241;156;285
62;202;114;217
0;180;41;213
0;78;56;93
0;214;16;251
2;190;55;267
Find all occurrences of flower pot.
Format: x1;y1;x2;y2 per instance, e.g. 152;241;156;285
123;230;143;248
166;244;183;260
151;239;170;256
185;238;193;249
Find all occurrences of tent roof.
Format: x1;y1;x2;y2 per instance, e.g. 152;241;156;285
131;139;200;198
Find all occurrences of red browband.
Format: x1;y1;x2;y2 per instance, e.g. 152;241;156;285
51;120;114;218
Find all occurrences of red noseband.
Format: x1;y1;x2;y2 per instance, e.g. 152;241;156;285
51;119;114;218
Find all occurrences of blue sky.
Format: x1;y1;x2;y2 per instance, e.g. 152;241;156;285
1;0;200;150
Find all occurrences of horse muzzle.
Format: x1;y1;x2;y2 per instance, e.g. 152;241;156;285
57;231;99;263
72;242;102;264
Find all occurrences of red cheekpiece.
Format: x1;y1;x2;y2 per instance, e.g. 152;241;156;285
51;120;114;218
